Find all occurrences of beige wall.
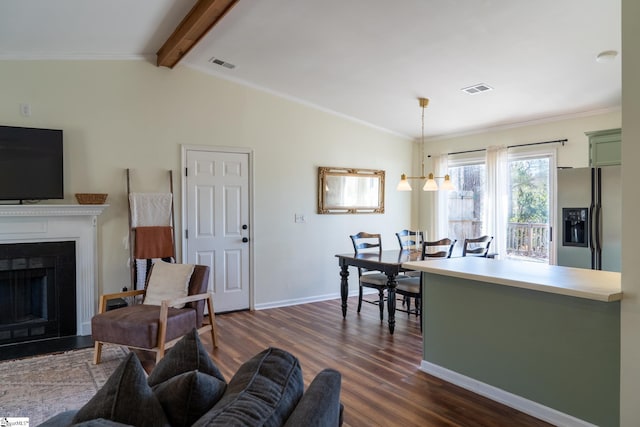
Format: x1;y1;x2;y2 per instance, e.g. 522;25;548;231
425;110;621;167
620;0;639;423
0;60;412;307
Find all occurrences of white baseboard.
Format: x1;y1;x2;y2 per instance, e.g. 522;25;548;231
254;288;381;310
254;291;352;310
420;360;598;427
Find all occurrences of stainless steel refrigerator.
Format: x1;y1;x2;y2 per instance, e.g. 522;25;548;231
556;166;621;272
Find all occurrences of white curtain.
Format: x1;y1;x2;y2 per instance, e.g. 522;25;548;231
433;154;449;243
484;146;509;258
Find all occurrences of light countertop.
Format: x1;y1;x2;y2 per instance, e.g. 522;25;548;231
402;257;622;302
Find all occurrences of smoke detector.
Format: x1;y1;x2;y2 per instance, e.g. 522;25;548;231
461;83;493;95
208;57;236;69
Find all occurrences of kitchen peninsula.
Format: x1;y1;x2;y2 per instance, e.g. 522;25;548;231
402;257;621;427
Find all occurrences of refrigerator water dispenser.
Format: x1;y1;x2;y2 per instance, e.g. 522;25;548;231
562;208;588;247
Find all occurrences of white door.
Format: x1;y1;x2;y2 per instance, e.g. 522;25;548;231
184;148;251;312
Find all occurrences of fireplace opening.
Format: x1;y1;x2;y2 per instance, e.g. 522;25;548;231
0;241;76;346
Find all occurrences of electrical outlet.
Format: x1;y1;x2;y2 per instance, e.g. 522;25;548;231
20;103;31;117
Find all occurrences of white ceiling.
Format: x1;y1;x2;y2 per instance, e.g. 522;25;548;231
0;0;621;140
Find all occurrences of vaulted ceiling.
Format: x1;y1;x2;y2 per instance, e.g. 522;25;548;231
0;0;621;140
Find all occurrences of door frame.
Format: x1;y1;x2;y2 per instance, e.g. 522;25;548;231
180;144;255;310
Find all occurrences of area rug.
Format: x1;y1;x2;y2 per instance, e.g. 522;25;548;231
0;345;128;425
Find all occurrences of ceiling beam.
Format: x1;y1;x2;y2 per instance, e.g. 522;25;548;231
156;0;239;69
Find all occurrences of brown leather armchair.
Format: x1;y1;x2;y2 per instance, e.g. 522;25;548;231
91;264;218;364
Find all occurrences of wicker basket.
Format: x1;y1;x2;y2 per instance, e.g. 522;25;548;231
75;193;108;205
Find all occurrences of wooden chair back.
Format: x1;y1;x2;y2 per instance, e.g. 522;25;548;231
350;232;382;255
462;235;493;257
422;238;457;259
395;229;425;250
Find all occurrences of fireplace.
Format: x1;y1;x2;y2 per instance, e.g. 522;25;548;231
0;241;76;345
0;204;107;346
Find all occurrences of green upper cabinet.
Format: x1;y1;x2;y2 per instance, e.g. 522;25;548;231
587;128;622;167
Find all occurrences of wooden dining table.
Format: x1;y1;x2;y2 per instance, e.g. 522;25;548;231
335;249;422;334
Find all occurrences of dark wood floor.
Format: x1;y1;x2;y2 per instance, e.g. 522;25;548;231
144;296;553;427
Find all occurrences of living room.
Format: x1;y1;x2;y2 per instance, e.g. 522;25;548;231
1;0;640;426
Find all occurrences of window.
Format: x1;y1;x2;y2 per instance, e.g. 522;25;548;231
506;153;553;263
437;146;556;261
446;160;486;256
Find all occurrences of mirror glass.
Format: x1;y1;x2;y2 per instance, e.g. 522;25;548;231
318;167;385;214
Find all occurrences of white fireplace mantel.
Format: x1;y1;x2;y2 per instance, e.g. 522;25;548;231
0;204;108;336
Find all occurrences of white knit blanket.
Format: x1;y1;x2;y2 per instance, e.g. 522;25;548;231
129;193;172;227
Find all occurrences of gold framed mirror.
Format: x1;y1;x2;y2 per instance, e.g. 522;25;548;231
318;166;385;214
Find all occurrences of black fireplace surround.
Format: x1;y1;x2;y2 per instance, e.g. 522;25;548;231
0;241;76;347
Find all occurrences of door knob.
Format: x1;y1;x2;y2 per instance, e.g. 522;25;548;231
242;224;248;230
242;237;249;243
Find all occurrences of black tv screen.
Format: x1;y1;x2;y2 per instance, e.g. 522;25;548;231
0;125;64;201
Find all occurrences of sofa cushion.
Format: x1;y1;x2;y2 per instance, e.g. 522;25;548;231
36;409;78;427
283;368;343;427
153;371;227;427
73;419;134;427
72;353;169;427
148;328;225;386
193;347;304;427
143;260;194;309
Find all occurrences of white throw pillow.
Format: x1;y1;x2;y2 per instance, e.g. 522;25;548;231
143;260;195;309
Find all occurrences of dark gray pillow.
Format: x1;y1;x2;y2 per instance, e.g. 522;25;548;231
72;353;169;427
193;347;304;427
73;419;133;427
148;328;225;387
153;370;227;427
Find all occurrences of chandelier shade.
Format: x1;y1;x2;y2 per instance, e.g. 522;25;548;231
397;98;455;192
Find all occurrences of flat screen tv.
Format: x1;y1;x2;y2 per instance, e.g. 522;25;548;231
0;125;64;202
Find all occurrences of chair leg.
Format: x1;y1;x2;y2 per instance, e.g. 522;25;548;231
156;302;169;363
206;295;218;348
93;341;103;365
357;285;363;313
377;289;384;322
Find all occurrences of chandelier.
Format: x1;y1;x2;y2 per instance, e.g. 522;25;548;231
396;97;454;191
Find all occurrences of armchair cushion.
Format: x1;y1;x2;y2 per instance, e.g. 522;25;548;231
72;353;169;427
91;304;197;349
143;261;194;309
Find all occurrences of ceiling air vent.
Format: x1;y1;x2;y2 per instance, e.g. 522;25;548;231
461;83;493;95
208;57;236;69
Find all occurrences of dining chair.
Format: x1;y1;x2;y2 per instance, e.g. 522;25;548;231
395;229;425;279
422;237;457;259
349;232;390;322
395;229;425;252
462;235;494;257
396;238;456;331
